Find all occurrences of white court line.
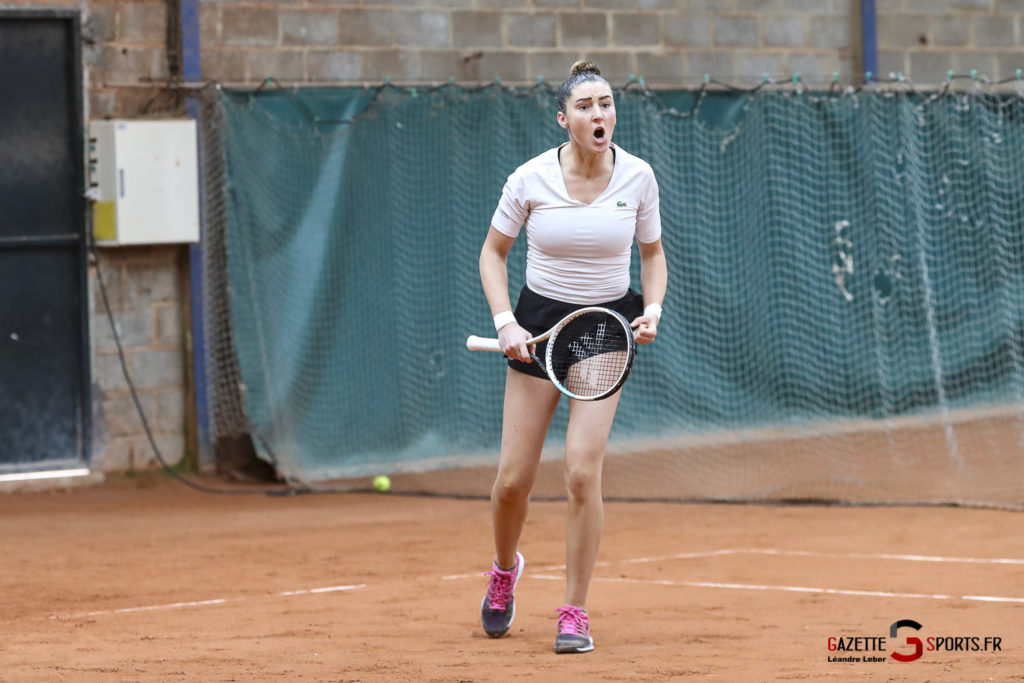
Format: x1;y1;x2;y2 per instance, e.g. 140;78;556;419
444;547;1024;579
448;549;1024;604
278;584;367;596
533;574;1024;604
85;598;230;616
739;549;1024;566
440;550;743;578
0;468;91;483
961;594;1024;604
596;548;1024;569
63;584;366;619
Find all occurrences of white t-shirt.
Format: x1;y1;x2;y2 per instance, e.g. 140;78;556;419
490;143;661;304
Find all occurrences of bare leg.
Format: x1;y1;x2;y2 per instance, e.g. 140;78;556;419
562;391;622;607
491;369;561;569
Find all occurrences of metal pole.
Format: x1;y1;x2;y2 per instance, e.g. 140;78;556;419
180;0;213;471
860;0;878;83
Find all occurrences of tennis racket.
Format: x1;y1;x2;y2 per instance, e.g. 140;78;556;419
466;306;636;401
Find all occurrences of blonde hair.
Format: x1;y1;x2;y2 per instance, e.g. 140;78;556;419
557;60;609;114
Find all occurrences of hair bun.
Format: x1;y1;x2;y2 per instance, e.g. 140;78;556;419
569;60;601;78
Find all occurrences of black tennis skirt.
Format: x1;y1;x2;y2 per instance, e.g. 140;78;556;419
508;285;644;379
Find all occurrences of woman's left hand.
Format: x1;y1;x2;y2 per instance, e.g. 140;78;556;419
630;315;658;345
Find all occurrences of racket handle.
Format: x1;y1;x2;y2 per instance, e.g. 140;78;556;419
466;335;502;352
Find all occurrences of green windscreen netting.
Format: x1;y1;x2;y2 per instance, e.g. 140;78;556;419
201;83;1024;507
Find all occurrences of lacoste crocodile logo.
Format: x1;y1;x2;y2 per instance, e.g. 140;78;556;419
616;201;628;207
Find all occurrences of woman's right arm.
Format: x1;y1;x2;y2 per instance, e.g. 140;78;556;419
479;226;533;362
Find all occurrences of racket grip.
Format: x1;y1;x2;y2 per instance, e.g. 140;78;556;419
466;335;502;352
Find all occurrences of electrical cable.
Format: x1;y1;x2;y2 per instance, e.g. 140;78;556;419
87;229;291;496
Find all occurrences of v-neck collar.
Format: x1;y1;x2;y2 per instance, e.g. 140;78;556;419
555;143;618;206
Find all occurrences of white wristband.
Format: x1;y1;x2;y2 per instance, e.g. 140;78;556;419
493;310;517;332
643;303;662;322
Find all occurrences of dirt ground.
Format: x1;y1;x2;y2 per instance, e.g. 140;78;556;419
2;473;1023;682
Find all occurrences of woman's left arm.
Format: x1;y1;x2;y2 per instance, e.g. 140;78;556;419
633;238;667;345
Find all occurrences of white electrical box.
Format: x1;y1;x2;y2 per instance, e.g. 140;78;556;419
88;119;200;245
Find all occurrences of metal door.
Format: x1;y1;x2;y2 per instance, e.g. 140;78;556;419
0;10;90;474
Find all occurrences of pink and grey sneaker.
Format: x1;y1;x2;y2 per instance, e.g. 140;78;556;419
480;552;524;638
554;604;594;653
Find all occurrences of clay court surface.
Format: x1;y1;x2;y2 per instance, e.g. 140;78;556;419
2;474;1023;681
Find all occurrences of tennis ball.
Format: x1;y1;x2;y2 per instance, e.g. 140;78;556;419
372;475;391;492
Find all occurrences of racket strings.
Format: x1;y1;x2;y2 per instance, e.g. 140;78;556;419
549;313;633;398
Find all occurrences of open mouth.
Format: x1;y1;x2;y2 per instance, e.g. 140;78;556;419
594;127;605;141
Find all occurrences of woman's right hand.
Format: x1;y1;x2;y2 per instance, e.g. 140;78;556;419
498;323;535;363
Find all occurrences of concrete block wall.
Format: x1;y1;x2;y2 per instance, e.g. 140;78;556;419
78;0;181;119
878;0;1024;84
88;246;190;472
59;0;1024;116
196;0;1024;88
79;0;193;472
199;0;865;87
75;0;194;471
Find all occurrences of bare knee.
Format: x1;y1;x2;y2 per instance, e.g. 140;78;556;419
564;459;601;503
492;470;533;505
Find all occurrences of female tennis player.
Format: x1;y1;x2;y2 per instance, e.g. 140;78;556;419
477;59;667;654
